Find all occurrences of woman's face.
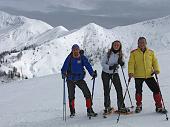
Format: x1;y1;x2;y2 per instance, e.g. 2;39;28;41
113;41;121;50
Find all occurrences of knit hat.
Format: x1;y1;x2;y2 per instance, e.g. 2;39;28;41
72;44;80;51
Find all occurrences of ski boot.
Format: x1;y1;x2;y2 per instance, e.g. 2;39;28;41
70;108;75;118
156;107;168;114
87;108;98;117
118;107;130;113
104;107;114;114
135;106;142;113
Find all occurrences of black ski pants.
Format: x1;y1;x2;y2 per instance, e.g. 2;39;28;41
101;71;125;109
67;79;91;102
135;77;160;95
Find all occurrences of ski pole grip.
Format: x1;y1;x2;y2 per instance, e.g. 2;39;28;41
151;72;154;76
92;70;97;80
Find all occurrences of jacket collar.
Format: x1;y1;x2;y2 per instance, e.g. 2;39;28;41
137;47;149;53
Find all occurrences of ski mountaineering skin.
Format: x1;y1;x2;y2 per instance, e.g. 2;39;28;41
61;37;168;122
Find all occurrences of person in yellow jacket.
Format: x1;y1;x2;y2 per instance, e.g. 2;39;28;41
128;37;167;113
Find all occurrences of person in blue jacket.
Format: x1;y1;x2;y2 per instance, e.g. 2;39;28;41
61;44;97;117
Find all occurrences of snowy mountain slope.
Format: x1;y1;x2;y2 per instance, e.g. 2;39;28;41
0;50;169;127
26;25;69;47
0;23;112;78
0;11;53;53
111;15;170;51
1;14;170;79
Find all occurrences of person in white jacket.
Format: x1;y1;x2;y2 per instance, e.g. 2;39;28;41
101;40;129;114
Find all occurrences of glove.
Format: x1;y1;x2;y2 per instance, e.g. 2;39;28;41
128;73;134;79
151;70;159;76
109;64;118;70
118;58;125;66
62;73;67;79
92;70;97;79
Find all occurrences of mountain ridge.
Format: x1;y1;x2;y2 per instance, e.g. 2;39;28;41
0;11;170;79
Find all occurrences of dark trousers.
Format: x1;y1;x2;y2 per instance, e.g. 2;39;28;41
135;77;162;107
135;77;160;95
67;80;92;110
101;71;125;109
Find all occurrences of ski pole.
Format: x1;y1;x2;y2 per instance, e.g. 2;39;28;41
120;66;134;108
89;70;96;119
91;70;97;100
109;67;117;90
116;78;131;124
63;78;66;121
109;78;113;91
154;74;168;121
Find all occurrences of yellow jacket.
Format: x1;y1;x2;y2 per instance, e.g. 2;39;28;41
128;48;160;78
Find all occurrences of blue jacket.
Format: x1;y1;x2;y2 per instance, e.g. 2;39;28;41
61;54;94;81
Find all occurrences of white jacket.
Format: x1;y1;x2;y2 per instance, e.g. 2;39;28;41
101;52;122;74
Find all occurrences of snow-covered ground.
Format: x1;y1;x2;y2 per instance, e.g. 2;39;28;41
0;50;169;127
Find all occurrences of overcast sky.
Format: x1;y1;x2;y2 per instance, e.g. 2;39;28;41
0;0;170;29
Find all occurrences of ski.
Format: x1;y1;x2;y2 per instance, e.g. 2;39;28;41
103;108;134;118
114;110;134;115
103;107;115;118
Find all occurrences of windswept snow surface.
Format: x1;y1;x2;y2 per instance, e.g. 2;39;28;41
0;50;169;127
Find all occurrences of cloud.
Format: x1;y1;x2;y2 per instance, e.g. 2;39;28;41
0;0;170;29
0;0;99;12
0;0;49;12
0;0;170;13
52;0;98;10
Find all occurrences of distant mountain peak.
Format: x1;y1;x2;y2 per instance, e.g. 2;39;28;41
55;26;69;32
83;23;104;30
1;11;170;80
0;10;53;53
